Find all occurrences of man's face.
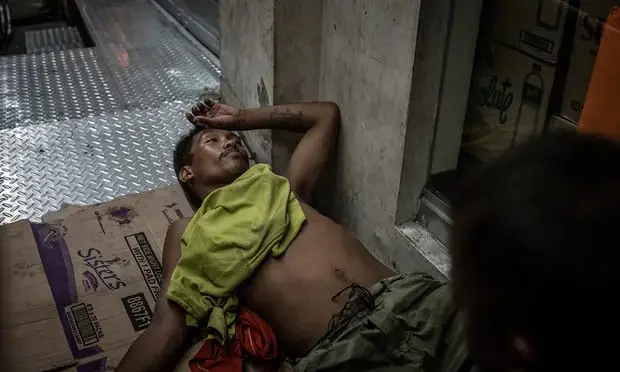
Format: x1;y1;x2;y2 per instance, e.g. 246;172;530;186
182;128;250;190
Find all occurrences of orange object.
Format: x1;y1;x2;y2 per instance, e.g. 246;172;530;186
188;308;283;372
579;7;620;140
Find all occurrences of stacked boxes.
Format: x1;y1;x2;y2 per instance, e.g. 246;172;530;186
463;0;618;161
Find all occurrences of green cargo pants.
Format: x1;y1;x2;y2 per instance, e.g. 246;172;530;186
293;274;472;372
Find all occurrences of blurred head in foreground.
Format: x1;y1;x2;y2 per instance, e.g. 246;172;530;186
452;133;620;372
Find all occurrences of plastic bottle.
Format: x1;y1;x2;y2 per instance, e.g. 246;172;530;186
511;63;545;148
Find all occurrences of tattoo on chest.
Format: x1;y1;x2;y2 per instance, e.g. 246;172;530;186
269;108;303;125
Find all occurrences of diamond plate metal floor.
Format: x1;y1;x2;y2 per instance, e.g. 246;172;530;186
0;48;122;128
0;0;221;224
25;26;84;54
0;102;191;224
76;0;221;111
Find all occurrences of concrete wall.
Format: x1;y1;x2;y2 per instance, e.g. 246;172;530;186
220;0;274;164
219;0;323;172
271;0;323;174
220;0;444;277
317;0;440;274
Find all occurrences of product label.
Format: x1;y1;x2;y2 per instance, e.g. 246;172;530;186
77;248;128;291
122;293;153;332
523;82;544;106
471;75;515;126
520;30;554;54
124;233;163;300
65;303;104;350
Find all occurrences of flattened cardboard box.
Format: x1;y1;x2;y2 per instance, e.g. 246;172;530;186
1;185;194;371
60;337;216;372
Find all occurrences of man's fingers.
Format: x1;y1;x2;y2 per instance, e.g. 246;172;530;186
186;113;210;128
194;116;215;127
204;98;215;108
191;106;201;116
197;102;208;112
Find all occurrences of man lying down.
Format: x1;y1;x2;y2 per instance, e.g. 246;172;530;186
118;100;471;372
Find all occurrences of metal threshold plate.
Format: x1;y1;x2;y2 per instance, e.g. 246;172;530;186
416;187;452;248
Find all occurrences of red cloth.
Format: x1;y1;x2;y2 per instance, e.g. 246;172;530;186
189;308;282;372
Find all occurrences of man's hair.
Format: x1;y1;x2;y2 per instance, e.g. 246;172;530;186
451;133;620;371
173;127;202;208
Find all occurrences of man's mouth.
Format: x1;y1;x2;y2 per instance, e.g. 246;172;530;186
221;148;243;159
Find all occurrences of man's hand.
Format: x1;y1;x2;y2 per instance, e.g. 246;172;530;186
186;99;241;129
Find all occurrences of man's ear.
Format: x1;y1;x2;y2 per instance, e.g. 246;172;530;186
178;165;194;183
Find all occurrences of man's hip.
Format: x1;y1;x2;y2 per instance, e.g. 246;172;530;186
292;273;471;372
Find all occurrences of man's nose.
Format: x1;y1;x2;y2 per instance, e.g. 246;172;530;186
223;138;236;149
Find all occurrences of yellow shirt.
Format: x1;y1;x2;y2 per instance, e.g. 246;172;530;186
166;164;306;344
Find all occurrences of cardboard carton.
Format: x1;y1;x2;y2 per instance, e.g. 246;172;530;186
561;1;619;122
462;42;555;162
548;114;578;132
488;0;571;63
1;185;194;371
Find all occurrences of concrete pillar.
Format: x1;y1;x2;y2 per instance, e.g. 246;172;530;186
219;0;275;164
220;0;443;276
318;0;430;272
219;0;322;172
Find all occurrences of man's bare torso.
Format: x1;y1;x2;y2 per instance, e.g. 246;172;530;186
240;203;396;357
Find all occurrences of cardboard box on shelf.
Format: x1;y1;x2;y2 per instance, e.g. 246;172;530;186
462;42;555;163
561;1;619;122
548;114;578;132
1;185;194;372
487;0;572;63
